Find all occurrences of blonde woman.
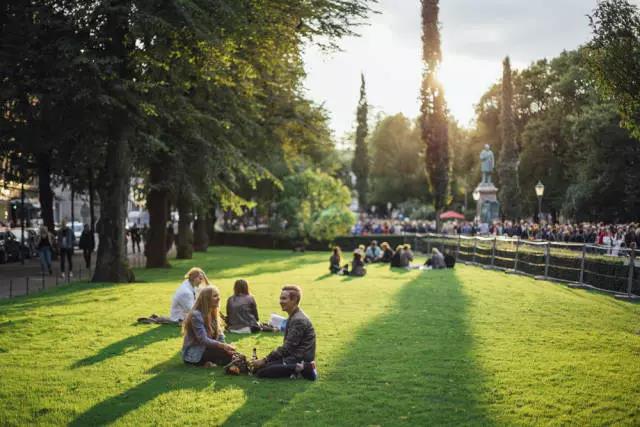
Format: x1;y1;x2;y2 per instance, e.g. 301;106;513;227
182;286;235;366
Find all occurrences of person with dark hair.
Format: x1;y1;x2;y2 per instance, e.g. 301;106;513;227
349;250;367;276
253;285;317;380
57;219;75;279
78;224;95;269
329;246;345;274
380;242;394;263
364;240;382;263
226;279;262;333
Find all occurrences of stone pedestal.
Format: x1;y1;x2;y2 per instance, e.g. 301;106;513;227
475;182;500;224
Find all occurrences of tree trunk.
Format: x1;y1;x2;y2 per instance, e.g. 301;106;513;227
176;192;193;259
193;205;209;252
145;160;170;268
36;154;54;232
92;132;133;282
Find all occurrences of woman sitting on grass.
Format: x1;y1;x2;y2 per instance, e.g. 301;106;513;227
329;246;344;274
390;244;404;267
182;286;236;367
380;242;394;263
349;250;367;277
226;279;275;333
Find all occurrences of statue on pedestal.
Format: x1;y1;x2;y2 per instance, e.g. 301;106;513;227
480;144;494;184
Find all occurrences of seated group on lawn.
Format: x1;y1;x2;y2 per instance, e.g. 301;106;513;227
329;242;453;274
160;268;317;380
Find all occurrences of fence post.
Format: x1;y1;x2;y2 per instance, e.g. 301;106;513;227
9;279;13;298
627;244;636;296
544;242;550;279
472;238;477;264
456;235;461;262
514;237;520;272
579;245;586;284
42;271;45;290
26;277;29;295
426;239;431;254
491;238;496;267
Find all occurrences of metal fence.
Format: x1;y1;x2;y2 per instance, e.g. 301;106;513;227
0;251;146;299
416;233;639;297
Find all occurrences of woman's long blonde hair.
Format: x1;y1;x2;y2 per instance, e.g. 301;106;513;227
182;285;223;338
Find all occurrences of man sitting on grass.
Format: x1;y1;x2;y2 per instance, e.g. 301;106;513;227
253;285;317;380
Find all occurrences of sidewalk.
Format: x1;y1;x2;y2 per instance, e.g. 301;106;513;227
0;246;147;299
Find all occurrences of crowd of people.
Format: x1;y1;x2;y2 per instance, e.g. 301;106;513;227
138;267;318;380
349;215;640;251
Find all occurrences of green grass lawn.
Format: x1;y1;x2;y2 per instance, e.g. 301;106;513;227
1;247;640;426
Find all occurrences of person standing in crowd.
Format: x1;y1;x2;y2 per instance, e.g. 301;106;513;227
78;224;95;270
36;225;54;275
253;285;317;380
57;219;75;278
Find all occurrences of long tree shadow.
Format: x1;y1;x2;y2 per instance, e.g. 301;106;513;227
68;332;309;426
71;325;180;369
223;270;493;426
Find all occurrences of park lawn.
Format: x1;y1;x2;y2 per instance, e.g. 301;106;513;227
0;247;639;426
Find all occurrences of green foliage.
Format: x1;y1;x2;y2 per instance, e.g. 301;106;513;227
1;248;640;425
369;114;429;206
497;57;521;219
397;199;436;220
587;0;640;140
420;0;450;214
275;169;355;242
352;73;370;211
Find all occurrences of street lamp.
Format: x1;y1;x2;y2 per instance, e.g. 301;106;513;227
535;180;545;223
472;189;480;223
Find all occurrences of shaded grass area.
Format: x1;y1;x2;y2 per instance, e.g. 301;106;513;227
0;246;639;426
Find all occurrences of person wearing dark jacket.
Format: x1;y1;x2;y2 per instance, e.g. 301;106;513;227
253;285;317;380
78;224;95;269
57;219;76;278
390;245;404;267
349;251;366;276
380;242;394;263
226;279;261;333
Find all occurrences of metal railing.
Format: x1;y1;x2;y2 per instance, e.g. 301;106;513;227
416;233;639;297
0;251;146;299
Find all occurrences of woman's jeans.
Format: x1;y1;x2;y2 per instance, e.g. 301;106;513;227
38;247;52;273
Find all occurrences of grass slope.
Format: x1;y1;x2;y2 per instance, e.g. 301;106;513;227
0;247;639;426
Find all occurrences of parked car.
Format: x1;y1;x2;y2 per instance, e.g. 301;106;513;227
0;230;31;263
11;228;39;257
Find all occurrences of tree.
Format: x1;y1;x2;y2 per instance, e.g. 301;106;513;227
352;73;369;211
368;114;428;206
587;0;640;140
420;0;450;227
497;56;521;220
275;170;355;243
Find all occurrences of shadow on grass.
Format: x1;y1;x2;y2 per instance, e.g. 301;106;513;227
71;325;180;369
222;270;493;426
69;268;491;426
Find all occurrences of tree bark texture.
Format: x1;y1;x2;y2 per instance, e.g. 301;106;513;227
176;192;193;259
193;205;209;252
36;154;55;232
92;132;133;282
145;160;170;268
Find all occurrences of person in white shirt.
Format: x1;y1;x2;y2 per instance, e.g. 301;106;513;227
138;267;209;325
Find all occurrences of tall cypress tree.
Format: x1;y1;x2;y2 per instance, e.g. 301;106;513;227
420;0;450;224
352;73;369;211
497;56;521;220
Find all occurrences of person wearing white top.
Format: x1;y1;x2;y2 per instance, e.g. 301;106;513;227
138;267;209;324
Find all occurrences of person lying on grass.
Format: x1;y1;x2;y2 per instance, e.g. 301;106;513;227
137;267;208;324
225;279;277;333
182;285;236;367
252;285;318;380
